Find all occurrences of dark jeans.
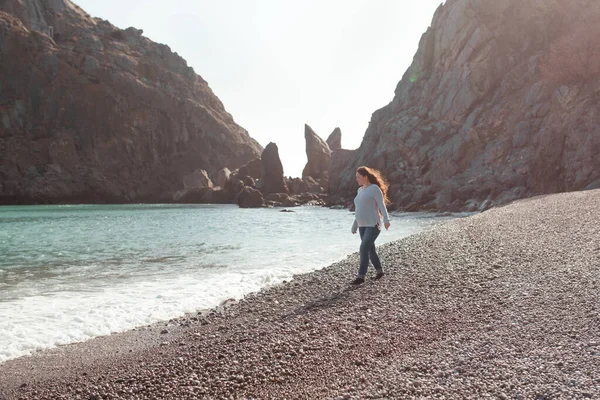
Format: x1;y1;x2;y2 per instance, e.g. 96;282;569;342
358;226;382;278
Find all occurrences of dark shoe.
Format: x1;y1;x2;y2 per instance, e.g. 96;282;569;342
350;277;365;285
371;271;385;280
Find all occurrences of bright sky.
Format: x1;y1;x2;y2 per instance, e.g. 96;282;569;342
73;0;443;177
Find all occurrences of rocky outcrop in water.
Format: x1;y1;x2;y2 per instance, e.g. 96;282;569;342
237;186;264;208
302;124;332;181
172;139;328;208
333;0;600;211
0;0;262;204
260;143;288;194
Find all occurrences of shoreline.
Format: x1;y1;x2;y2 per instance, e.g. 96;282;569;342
0;206;455;368
1;190;599;399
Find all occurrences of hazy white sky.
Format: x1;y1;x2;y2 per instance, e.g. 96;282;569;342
73;0;443;177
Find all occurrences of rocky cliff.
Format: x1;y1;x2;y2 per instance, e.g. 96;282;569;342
334;0;600;211
0;0;262;204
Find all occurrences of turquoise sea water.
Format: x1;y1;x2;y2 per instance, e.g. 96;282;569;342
0;204;457;362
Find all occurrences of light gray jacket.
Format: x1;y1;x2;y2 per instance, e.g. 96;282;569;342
351;184;390;233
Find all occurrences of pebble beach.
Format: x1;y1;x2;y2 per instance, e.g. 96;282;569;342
1;190;599;399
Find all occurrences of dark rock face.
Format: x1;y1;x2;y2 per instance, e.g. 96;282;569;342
285;178;303;195
202;188;230;204
238;158;262;181
260;142;288;194
263;192;326;208
326;128;342;151
325;128;351;196
213;168;231;189
173;187;210;203
224;174;245;200
0;1;262;204
329;149;356;194
265;193;290;203
242;176;256;188
286;177;322;195
335;0;600;211
301;124;331;180
182;170;213;189
172;186;230;204
237;186;264;208
264;192;297;208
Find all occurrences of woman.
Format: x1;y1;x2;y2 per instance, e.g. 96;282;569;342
350;166;391;285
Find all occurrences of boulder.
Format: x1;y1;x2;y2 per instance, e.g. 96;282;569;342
237;186;264;208
242;176;256;187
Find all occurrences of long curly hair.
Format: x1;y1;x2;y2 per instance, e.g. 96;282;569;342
356;166;390;205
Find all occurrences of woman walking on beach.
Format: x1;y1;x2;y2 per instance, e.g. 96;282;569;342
350;166;391;285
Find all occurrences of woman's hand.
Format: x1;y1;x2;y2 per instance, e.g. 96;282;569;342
384;222;390;230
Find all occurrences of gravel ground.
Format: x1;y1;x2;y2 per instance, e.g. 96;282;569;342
1;190;599;399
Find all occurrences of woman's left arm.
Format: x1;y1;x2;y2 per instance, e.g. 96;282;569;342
374;187;390;229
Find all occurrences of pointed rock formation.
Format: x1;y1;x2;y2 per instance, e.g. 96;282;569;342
335;0;600;211
301;124;332;180
326;128;342;151
0;1;262;204
325;127;355;195
260;143;288;194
